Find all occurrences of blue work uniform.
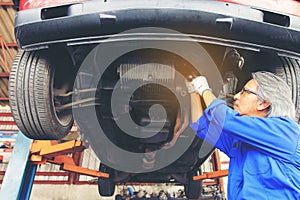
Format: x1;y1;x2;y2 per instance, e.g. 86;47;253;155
190;99;300;200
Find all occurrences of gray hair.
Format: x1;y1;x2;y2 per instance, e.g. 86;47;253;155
252;71;296;119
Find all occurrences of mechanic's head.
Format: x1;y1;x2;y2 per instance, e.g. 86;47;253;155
233;71;295;119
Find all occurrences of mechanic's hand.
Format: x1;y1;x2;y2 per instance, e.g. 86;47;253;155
185;80;195;93
191;76;212;96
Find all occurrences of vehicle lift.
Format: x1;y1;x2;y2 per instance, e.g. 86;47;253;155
0;132;109;200
0;132;228;200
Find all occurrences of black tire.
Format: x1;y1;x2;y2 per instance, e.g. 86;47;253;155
9;50;74;139
98;163;116;196
275;57;300;124
184;170;202;199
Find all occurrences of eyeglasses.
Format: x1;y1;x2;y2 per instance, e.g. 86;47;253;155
240;87;264;99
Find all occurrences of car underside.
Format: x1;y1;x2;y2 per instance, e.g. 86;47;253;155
9;0;300;198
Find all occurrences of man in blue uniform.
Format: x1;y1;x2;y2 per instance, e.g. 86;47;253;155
188;71;300;199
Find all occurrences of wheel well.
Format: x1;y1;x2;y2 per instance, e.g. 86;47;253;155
44;47;77;93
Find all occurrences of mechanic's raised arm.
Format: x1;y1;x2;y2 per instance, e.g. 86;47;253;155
188;76;216;123
187;76;236;155
190;93;203;123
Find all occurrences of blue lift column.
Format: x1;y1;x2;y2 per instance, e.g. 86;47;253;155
0;132;37;200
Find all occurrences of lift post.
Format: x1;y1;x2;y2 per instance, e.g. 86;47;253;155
0;132;35;200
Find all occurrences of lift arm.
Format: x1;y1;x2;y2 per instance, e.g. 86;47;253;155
30;140;109;178
193;169;228;181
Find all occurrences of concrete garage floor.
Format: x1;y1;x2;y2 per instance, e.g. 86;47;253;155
31;185;102;200
30;184;185;200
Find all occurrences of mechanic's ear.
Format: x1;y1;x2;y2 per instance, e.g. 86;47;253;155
257;100;270;111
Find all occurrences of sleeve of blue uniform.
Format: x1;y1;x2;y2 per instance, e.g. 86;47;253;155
190;99;235;155
222;108;300;162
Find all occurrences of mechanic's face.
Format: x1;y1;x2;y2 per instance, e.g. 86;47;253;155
233;79;268;117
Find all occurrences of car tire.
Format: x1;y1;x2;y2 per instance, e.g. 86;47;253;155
184;170;202;199
98;163;116;196
9;50;74;139
275;57;300;124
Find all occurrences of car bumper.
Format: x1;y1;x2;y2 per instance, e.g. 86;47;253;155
15;0;300;56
